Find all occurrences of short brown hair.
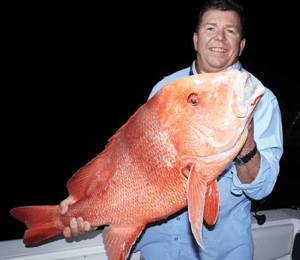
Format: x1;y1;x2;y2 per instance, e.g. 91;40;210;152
195;0;246;38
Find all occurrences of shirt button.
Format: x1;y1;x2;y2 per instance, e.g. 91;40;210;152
174;237;178;241
176;217;180;221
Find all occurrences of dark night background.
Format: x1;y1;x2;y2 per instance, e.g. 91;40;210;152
2;2;299;242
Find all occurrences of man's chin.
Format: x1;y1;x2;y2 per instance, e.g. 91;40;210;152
206;60;233;72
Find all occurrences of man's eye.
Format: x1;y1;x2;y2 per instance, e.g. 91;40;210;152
227;29;234;33
207;27;214;31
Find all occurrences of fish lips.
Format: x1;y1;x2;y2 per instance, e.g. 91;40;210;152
232;71;265;118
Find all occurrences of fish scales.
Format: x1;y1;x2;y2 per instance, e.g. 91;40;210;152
10;70;265;260
107;102;187;224
63;100;186;228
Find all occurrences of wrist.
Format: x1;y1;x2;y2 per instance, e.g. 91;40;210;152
234;143;257;166
239;140;256;157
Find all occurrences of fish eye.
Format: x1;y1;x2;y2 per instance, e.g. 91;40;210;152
191;98;197;104
187;93;200;106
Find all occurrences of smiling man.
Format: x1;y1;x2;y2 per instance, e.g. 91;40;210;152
60;1;283;259
194;8;245;73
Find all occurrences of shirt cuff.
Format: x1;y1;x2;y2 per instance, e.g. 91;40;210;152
230;154;272;198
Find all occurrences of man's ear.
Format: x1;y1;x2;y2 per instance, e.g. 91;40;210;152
193;32;199;52
239;38;246;56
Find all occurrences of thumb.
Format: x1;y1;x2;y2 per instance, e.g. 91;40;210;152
60;196;75;215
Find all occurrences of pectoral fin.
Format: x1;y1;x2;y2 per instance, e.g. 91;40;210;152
187;164;208;249
204;178;220;225
103;225;144;260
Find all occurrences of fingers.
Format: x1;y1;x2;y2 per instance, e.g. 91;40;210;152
247;120;255;143
63;227;72;238
60;197;96;238
74;218;94;235
63;217;95;238
83;221;97;232
84;222;98;232
77;217;85;235
83;221;91;232
60;196;75;215
64;217;82;237
249;119;254;133
70;217;79;236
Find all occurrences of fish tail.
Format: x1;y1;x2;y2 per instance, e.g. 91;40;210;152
10;205;64;244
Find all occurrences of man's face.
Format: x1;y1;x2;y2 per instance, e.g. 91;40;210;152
193;9;246;73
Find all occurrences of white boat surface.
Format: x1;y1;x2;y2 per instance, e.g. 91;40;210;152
1;208;299;260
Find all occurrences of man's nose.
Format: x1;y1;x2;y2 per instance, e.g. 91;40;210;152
214;30;226;41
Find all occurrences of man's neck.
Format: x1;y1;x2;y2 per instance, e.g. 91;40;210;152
194;60;242;74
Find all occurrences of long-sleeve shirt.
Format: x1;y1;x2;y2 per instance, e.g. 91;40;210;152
133;61;283;260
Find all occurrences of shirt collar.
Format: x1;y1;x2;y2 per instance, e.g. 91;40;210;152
189;60;242;75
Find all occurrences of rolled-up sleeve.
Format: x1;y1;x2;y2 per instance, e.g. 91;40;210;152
231;89;283;200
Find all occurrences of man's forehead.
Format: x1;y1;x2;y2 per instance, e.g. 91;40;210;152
202;9;241;26
204;22;239;28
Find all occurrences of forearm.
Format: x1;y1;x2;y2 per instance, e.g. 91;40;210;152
231;89;283;199
236;140;260;184
234;118;261;184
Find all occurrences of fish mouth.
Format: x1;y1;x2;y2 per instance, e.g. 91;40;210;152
182;125;249;165
231;72;265;118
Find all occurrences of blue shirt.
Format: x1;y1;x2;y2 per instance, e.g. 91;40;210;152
133;62;283;260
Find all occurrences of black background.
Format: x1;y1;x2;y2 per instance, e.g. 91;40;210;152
2;1;299;242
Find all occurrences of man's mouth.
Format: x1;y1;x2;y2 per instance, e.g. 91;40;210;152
209;48;228;53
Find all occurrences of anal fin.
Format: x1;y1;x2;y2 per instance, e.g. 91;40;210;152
103;225;144;260
187;164;207;249
204;178;220;225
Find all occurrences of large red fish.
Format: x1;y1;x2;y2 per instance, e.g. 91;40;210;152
11;70;265;260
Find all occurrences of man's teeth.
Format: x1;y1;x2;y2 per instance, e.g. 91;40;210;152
210;48;227;53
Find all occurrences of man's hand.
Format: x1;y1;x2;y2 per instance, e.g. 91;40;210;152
239;120;256;157
236;120;261;184
60;196;97;237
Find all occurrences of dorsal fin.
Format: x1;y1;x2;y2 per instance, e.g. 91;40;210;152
105;104;146;151
66;155;109;201
67;103;147;202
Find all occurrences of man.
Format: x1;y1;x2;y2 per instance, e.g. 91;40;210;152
60;0;283;259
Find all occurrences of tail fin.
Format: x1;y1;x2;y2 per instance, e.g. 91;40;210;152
10;205;64;244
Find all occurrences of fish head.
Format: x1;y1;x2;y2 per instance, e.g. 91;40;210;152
149;70;265;249
153;70;265;176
